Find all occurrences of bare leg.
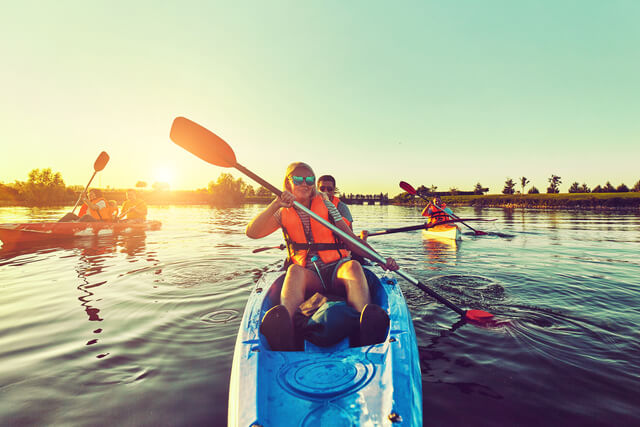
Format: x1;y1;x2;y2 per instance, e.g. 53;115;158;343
334;260;370;313
280;264;324;318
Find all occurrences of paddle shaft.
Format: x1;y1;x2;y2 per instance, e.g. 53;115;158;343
71;170;98;214
367;218;489;237
235;162;467;316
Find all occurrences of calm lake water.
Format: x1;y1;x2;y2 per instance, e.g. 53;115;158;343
1;205;639;426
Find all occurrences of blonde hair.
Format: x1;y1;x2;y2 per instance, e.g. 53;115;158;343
283;161;316;196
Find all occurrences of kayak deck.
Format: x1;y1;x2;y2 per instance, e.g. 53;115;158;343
0;221;162;245
422;223;461;241
228;268;422;426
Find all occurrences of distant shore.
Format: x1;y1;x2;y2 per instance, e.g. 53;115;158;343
436;193;640;210
1;189;640;210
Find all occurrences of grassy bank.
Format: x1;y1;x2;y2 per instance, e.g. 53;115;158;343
436;192;640;210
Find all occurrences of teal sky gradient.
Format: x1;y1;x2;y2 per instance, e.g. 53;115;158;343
2;1;638;196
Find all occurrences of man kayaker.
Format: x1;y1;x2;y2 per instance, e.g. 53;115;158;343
422;196;454;225
246;162;398;351
119;189;148;222
317;175;353;229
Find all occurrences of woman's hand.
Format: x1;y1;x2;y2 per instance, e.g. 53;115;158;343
276;191;295;208
378;257;399;271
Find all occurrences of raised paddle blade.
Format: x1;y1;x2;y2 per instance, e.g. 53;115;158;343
399;181;417;195
94;151;110;172
170;117;237;168
465;309;494;322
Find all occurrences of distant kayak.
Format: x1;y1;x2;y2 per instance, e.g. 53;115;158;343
422;223;461;241
0;221;162;245
228;267;422;426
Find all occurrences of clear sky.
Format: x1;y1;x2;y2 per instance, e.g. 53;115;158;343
1;1;638;196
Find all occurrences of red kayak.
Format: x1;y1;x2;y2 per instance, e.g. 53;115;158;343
0;221;162;245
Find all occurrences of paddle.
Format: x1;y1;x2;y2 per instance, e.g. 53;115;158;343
366;218;488;237
252;244;286;254
70;152;110;215
169;117;493;322
400;181;488;236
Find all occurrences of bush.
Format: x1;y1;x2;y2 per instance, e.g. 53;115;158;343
528;186;540;194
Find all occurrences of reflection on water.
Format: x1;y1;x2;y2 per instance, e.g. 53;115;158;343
0;205;639;426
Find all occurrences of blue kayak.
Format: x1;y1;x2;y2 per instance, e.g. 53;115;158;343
228;267;423;426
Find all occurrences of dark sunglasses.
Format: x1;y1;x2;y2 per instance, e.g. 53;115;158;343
319;186;334;192
290;175;315;186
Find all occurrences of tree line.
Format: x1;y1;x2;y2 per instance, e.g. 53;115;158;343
501;175;640;195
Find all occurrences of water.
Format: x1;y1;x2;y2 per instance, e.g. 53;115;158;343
1;205;639;426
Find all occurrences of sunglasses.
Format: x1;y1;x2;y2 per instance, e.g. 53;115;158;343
319;186;334;192
290;175;315;186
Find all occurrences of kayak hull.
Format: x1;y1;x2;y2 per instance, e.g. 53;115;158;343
0;221;162;245
228;268;422;426
422;223;461;240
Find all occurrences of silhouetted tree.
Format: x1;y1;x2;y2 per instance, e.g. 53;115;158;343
592;185;603;193
256;186;272;197
208;173;247;204
503;178;515;195
603;181;616;193
632;180;640;192
547;174;562;193
473;182;485;195
616;183;629;192
579;183;590;193
568;182;579;193
520;177;529;195
13;168;72;204
528;186;540;194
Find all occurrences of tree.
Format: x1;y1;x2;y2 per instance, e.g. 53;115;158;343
579;183;590;193
632;180;640;192
473;182;486;195
449;187;459;196
568;182;580;193
502;178;515;195
13;168;73;204
528;186;540;194
208;173;247;204
603;181;616;193
520;177;529;195
256;186;272;197
136;181;147;188
616;183;629;193
244;185;255;197
547;174;562;193
592;185;603;193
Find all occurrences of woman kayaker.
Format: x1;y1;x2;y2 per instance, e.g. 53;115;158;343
77;189;115;222
422;195;454;225
246;162;398;351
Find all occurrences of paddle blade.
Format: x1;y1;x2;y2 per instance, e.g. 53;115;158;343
474;230;488;236
170;117;237;167
94;151;110;172
465;309;494;322
399;181;417;195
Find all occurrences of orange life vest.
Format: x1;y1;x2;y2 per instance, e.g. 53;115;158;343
281;195;350;267
330;196;351;228
80;197;114;221
425;202;450;225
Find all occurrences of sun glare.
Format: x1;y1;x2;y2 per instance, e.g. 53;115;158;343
153;166;175;187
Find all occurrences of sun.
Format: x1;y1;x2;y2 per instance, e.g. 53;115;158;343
153;166;175;187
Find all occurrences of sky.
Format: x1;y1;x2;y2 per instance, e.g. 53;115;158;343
1;1;638;196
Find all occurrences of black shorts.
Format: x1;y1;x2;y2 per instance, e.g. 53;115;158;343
310;257;351;296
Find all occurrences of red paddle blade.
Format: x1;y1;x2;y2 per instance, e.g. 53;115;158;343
475;230;488;236
465;309;494;322
399;181;417;195
170;117;237;168
94;151;110;172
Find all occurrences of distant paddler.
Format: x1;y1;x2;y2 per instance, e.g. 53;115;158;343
119;189;148;222
422;195;455;225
